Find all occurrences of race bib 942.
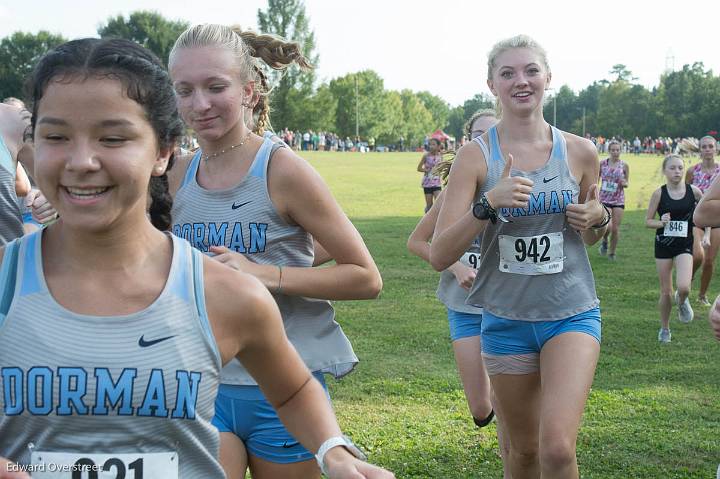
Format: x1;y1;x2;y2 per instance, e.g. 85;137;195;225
498;232;564;275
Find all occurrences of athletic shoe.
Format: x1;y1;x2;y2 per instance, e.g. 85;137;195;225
698;295;711;307
675;291;694;323
599;240;608;256
608;253;616;261
658;328;671;343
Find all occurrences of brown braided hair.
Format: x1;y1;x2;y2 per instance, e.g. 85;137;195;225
432;110;499;185
170;24;312;136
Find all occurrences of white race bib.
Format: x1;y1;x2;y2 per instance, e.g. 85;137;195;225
601;180;618;193
498;232;564;275
30;451;178;479
460;252;480;269
664;220;688;238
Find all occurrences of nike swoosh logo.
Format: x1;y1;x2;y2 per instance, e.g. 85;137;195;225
543;176;558;183
282;441;299;449
138;335;176;348
232;201;251;210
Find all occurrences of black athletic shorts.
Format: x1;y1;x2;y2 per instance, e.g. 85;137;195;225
655;237;693;259
423;186;441;194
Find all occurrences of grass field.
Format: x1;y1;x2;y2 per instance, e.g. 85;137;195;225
300;150;720;478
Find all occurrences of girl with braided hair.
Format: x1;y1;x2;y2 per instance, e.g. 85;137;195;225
407;110;511;478
168;24;383;479
0;37;392;479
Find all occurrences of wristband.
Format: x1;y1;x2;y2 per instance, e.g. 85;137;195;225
592;204;612;229
316;435;367;476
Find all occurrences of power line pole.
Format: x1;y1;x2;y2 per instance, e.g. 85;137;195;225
582;107;586;137
355;76;359;140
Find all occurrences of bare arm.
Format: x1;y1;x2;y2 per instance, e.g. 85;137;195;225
694;176;720;228
622;163;630;188
565;135;608;245
417;155;427;173
408;191;476;289
14;163;30;197
685;166;694;185
16;143;33;178
312;239;333;266
430;144;488;271
213;148;382;300
205;260;393;478
645;189;665;229
407;190;444;263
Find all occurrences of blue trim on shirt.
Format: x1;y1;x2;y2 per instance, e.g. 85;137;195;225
167;236;190;303
181;150;203;188
0;239;20;326
0;136;14;174
248;137;273;179
191;245;222;365
19;231;42;296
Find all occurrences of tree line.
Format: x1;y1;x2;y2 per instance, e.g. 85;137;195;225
1;4;718;147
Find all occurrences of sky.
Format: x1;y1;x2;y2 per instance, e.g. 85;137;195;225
1;0;719;106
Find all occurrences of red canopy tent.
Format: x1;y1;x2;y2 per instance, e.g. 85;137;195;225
430;129;450;142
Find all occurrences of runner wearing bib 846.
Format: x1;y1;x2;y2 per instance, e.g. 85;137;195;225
431;35;609;478
647;155;703;343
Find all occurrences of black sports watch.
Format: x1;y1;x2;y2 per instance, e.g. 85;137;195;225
472;194;497;224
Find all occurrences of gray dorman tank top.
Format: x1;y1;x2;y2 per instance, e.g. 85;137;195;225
466;125;599;320
172;137;357;385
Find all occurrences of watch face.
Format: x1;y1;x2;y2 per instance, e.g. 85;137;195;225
473;202;488;220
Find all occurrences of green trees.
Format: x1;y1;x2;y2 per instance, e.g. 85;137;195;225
0;31;66;99
2;5;720;143
257;0;318;130
97;11;189;65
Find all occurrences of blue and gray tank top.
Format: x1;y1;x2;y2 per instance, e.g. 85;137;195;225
466;125;599;320
0;232;224;478
172;137;357;385
0;136;23;245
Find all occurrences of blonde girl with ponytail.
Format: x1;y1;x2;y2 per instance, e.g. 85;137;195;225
168;24;387;479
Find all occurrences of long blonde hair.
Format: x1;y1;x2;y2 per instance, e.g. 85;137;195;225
170;24;312;135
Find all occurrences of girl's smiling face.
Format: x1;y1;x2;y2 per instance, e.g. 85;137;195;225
34;76;171;232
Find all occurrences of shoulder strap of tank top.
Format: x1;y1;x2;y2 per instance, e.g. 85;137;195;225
550;126;567;162
0;134;14;174
180;149;203;188
18;231;42;297
247;136;274;179
487;126;502;162
189;241;222;365
0;238;20;320
472;136;490;161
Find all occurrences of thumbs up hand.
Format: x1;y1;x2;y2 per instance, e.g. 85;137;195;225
565;183;606;231
485;154;534;210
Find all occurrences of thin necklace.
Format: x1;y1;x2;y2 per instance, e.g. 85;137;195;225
202;131;253;162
